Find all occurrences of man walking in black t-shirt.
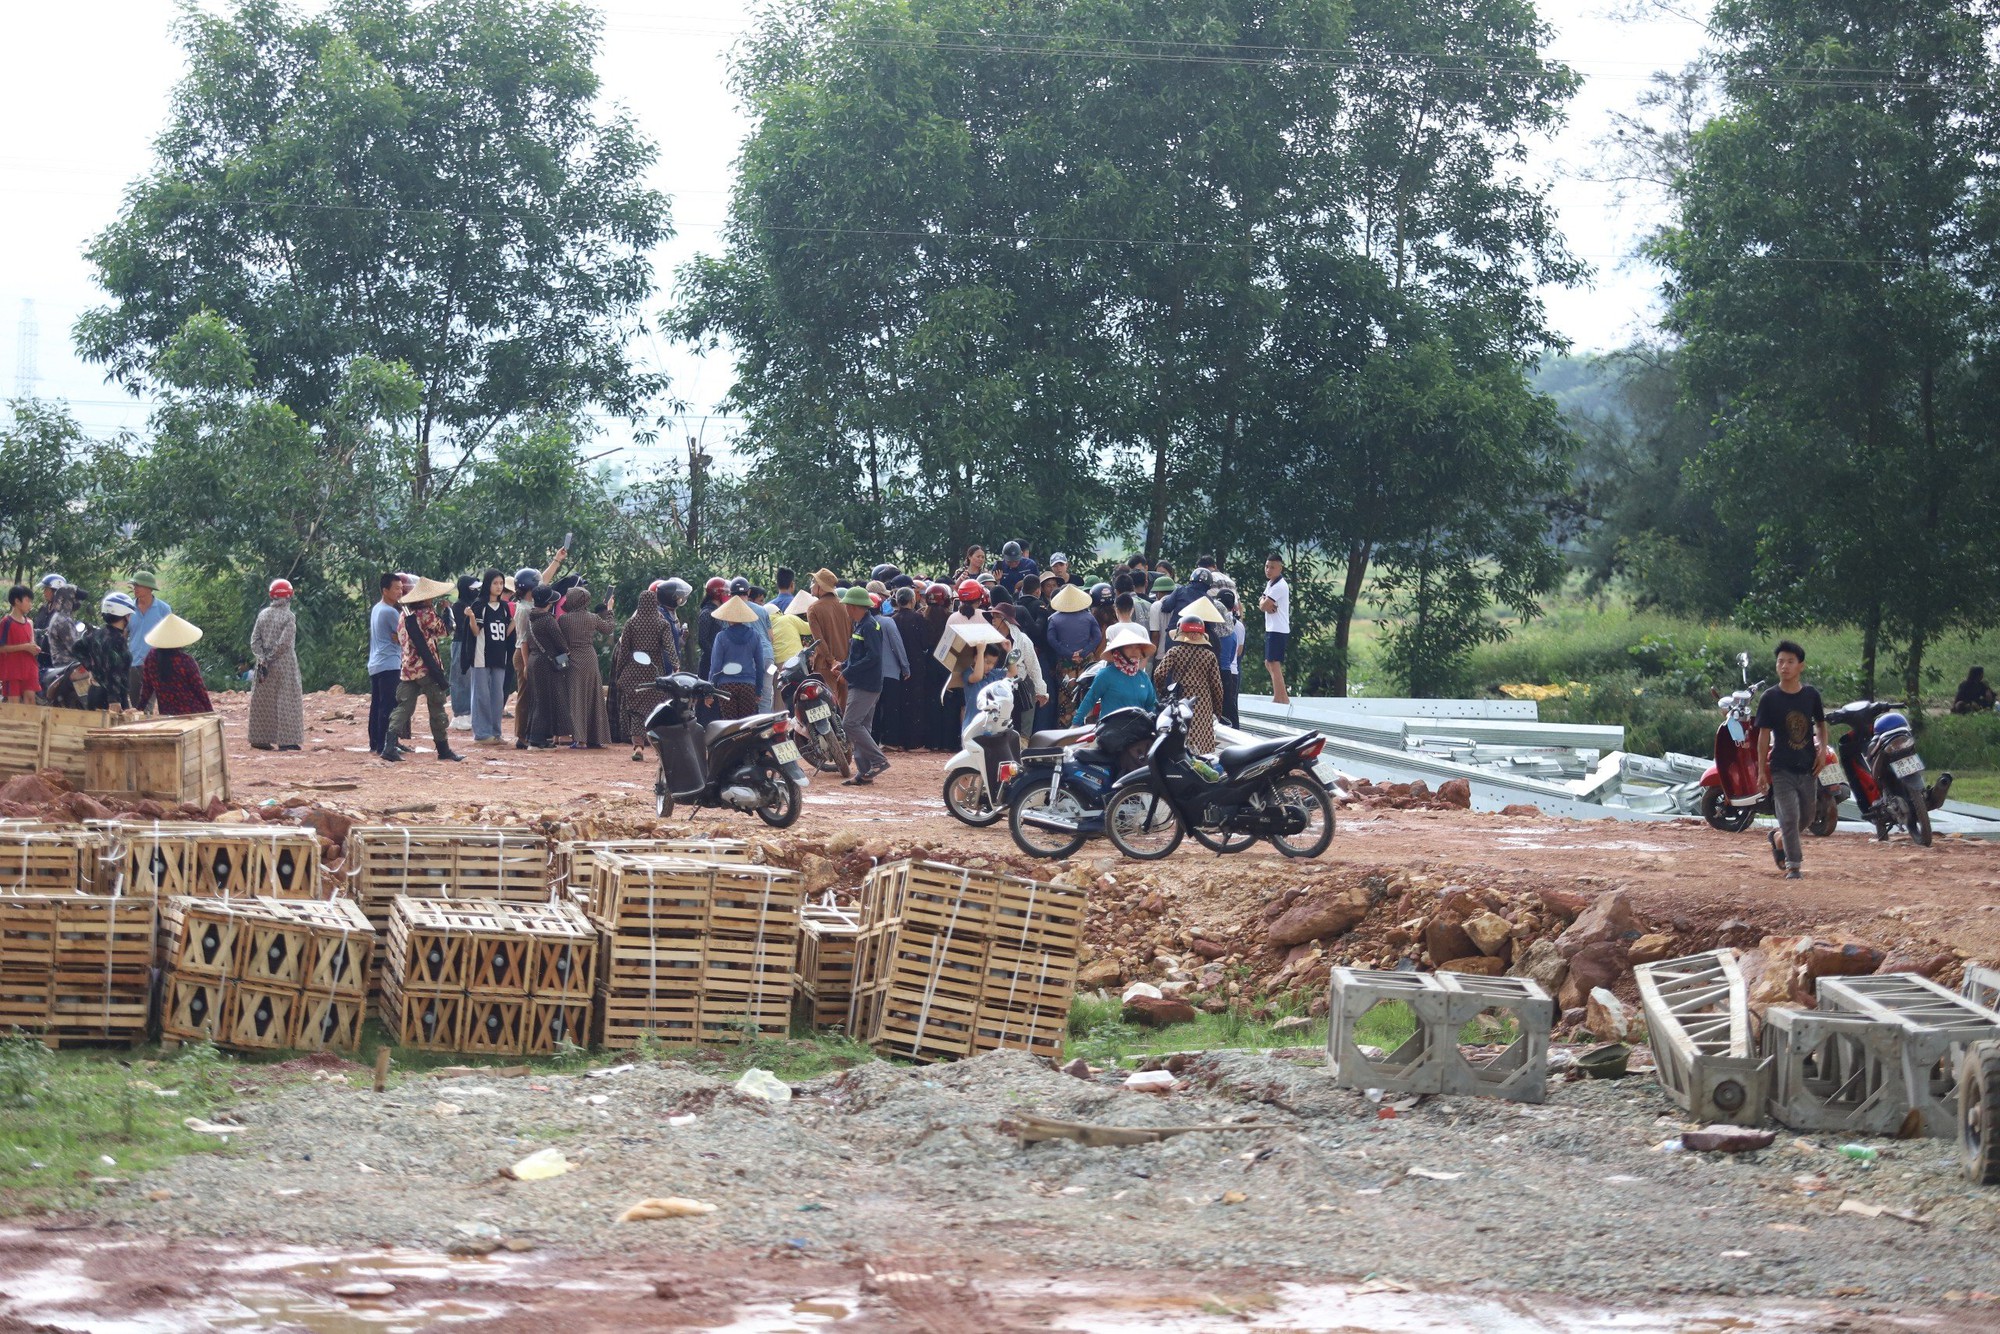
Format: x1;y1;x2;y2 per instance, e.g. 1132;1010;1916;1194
1753;640;1825;880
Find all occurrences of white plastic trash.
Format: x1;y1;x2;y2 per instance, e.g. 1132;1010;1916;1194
734;1068;792;1103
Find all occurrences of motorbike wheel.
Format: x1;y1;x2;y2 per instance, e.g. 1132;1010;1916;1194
1009;780;1089;860
1267;774;1336;859
794;719;828;771
822;730;854;780
1700;787;1756;833
653;762;675;821
942;769;1003;827
753;763;801;829
1105;789;1184;861
1808;790;1839;837
1190;824;1258;854
1906;776;1933;847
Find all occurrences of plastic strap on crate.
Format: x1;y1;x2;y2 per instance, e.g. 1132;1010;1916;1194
911;868;972;1052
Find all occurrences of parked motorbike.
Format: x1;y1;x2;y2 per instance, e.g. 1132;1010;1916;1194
1699;653;1842;836
644;672;810;827
941;678;1093;826
1006;705;1157;859
1827;700;1953;847
1101;694;1335;860
776;650;852;779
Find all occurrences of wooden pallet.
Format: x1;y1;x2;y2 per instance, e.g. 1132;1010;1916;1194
0;897;58;969
84;714;230;807
0;895;153;1044
0;827;107;895
347;825;551;910
594;985;701;1049
552;837;760;907
0;970;52;1030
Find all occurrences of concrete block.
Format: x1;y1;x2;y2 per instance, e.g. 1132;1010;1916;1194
1634;950;1771;1126
1326;967;1552;1104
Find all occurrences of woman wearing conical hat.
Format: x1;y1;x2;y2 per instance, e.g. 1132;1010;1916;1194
1152;597;1226;754
137;613;212;716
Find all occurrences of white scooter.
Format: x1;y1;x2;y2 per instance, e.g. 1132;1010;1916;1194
941;678;1094;826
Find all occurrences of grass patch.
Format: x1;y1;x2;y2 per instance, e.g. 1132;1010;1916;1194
0;1036;239;1216
1946;770;2000;809
1065;990;1328;1066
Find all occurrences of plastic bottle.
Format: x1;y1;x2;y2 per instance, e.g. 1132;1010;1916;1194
1190;757;1222;783
1836;1144;1878;1162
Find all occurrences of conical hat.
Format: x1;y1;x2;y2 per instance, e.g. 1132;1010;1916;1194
714;595;758;624
404;576;457;604
1050;584;1091;613
1103;623;1156;656
1180;595;1225;623
144;613;203;650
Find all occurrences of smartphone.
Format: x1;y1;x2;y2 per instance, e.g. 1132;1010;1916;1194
563;531;574;550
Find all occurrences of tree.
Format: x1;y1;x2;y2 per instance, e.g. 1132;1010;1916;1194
0;401;136;589
1651;0;2000;708
77;0;671;514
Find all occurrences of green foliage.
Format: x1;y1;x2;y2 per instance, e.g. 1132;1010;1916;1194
0;400;136;590
1920;712;2000;773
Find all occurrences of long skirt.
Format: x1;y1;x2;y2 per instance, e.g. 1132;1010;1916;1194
525;661;571;745
246;654;304;748
717;683;757;719
876;676;910;748
566;656;613;748
1056;664;1089;727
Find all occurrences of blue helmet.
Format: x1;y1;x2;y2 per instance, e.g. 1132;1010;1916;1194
1873;710;1910;735
514;567;541;592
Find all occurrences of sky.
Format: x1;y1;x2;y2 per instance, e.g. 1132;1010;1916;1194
0;1;1709;466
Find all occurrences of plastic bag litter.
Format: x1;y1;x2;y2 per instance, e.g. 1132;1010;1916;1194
507;1148;572;1181
734;1068;792;1103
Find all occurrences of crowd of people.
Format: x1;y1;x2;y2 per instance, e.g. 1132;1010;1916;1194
3;542;1299;785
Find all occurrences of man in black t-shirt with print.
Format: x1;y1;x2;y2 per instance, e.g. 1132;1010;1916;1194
1753;639;1825;880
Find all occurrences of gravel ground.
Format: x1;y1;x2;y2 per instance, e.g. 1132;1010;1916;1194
105;1049;2000;1305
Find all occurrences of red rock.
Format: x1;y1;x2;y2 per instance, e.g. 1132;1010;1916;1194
1535;887;1592;923
1800;936;1885;984
1078;958;1122;988
1738;938;1810;1013
0;773;62;808
1558;940;1631;1011
1060;1057;1093;1080
1554;890;1641;960
1511;938;1569;996
1499;804;1542;817
1188;938;1229;961
58;791;112;823
1438;955;1504;976
35;767;73;794
298;807;354;849
1627;933;1677;965
1423;916;1476;966
1716;919;1762;949
1876;948;1953;980
1437;778;1472;809
1266;888;1370;949
1123;996;1198;1027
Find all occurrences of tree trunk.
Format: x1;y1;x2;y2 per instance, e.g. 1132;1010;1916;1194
1330;541;1372;698
1904;629;1926;727
1860;604;1880;700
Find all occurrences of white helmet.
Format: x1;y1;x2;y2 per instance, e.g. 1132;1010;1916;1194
100;592;138;618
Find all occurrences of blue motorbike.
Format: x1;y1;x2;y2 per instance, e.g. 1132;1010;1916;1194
1005;706;1157;859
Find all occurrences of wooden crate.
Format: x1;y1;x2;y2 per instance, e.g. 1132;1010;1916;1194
0;895;152;1045
552;837;760;906
462;996;527;1054
52;897;155;981
796;902;861;1030
298;900;372;997
530;928;597;999
161;974;229;1041
104;824;322;900
161;897;249;978
527;998;591;1053
590;854;716;931
0;827;107;895
223;982;299;1050
594;984;701;1049
385;897;589;996
380;984;464;1050
0;701;129;787
384;898;485;993
84;714;230;806
0;971;52;1030
293;992;366;1051
0;897;58;969
347;826;550;910
46;986;152;1045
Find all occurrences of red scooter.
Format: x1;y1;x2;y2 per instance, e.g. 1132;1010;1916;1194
1698;654;1844;835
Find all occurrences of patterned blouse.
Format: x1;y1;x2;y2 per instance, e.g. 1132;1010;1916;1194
139;648;213;715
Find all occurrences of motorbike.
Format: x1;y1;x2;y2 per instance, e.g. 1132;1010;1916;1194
1698;653;1842;836
941;677;1094;826
776;650;852;779
1827;700;1953;847
644;671;810;828
1101;693;1335;860
1006;704;1157;859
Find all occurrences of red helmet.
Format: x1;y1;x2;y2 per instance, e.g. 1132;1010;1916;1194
956;578;985;602
268;578;294;599
925;584;951;604
703;577;727;598
868;592;882;609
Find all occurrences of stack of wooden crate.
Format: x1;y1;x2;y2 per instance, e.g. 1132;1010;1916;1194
795;900;862;1030
549;837;759;909
0;895;154;1045
589;854;801;1049
0;700;134;789
98;822;322;900
0;825;107;894
379;897;596;1054
848;860;1086;1063
344;825;550;1002
159;896;372;1051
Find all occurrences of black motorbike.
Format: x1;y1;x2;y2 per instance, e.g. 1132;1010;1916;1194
1007;705;1157;859
776;651;852;779
645;672;810;828
1826;700;1952;847
1101;695;1335;860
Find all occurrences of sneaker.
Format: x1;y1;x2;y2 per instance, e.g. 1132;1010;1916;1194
1784;868;1802;880
1767;830;1785;871
450;717;472;731
841;774;874;786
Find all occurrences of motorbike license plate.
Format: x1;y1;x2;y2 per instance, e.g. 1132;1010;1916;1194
772;740;802;765
1819;766;1843;786
1891;754;1924;778
806;704;831;722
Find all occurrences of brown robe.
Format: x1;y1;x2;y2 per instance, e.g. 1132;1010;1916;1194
557;588;617;747
1154;639;1224;754
805;589;851;707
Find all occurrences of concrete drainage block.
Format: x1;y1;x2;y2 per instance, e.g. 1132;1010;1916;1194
1327;967;1553;1104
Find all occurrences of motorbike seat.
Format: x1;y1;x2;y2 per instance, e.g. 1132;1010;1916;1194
704;714;777;746
1029;725;1093;749
1217;737;1293;772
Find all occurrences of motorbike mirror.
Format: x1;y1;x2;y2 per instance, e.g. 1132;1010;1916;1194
631;651;652;666
1737;651;1750;669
